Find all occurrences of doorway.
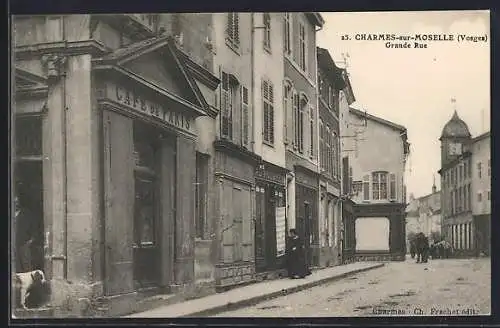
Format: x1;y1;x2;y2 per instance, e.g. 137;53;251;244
15;160;44;273
132;122;161;288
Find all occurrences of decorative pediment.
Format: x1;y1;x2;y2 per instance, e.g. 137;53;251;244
93;35;217;118
15;68;48;99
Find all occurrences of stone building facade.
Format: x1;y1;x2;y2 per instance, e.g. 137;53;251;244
13;14;219;315
438;110;490;257
315;47;346;268
282;12;324;269
341;107;410;262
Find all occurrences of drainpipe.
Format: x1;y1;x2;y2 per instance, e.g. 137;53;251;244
250;13;256;151
61;15;69;279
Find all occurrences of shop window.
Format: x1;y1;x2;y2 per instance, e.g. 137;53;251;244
195;153;209;239
16;116;42;157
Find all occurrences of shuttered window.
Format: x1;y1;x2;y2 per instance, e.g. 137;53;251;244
226;13;240;48
296;96;307;154
319;120;324;171
241;86;249;147
283;81;293;145
263;13;271;50
262;80;274;144
298;22;306;71
221;71;233;139
293;92;299;150
309;105;315;158
284;13;292;55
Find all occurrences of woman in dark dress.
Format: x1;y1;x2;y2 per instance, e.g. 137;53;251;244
286;229;307;279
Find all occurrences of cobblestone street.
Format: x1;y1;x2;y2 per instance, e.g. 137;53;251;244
214;258;490;317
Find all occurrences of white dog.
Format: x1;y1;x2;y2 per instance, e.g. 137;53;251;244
14;270;46;309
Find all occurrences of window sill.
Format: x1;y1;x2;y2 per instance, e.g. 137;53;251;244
225;38;241;56
263;140;275;148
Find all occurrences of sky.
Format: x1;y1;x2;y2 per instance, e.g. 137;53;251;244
317;10;490;199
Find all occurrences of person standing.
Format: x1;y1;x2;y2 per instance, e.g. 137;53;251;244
14;194;39;273
286;229;307;279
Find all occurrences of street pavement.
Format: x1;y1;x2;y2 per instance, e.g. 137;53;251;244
213;257;491;317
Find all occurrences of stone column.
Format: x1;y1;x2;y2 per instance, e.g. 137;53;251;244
64;54;99;286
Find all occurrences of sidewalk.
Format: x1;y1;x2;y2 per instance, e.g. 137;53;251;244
124;261;385;318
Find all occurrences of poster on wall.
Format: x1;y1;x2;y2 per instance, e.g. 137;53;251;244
276;206;287;257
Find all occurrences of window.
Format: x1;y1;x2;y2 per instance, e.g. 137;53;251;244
477;192;482;202
241;86;249;146
389;173;396;200
468;184;471;209
458;186;462;212
459;164;463;182
295;95;307;153
328;85;333;108
319;120;325;171
332;132;338;178
464;161;468;180
292;91;299;149
263;13;271;50
298;22;306;71
372;172;388;200
283;13;292;55
283;82;293;144
262;79;274;144
16;116;42;157
220;71;233;139
468;158;472;177
325;125;331;175
309;105;315;158
226;13;240;48
363;175;370;201
488;159;491;176
195;153;209;239
348;167;353;193
478;162;482;178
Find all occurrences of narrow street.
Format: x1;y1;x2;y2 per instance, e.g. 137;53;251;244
213;257;490;317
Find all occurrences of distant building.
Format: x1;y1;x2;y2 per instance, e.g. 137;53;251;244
438;110;490;256
405;183;442;251
341;107;410;262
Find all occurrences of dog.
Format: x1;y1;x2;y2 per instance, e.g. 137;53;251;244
14;270;47;309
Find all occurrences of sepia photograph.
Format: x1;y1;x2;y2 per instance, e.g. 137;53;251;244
10;10;490;320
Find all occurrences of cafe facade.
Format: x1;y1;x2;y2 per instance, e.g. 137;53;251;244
14;30;219;313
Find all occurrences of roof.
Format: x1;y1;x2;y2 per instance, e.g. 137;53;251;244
305;13;325;27
317;47;346;90
440;110;471;139
349;107;407;133
473;130;490;143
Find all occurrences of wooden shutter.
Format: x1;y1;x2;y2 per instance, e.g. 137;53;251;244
102;110;134;295
221;71;230;138
226;14;233;41
309;105;314;157
262;80;269;142
241;86;249;147
234;13;240;45
389;173;396;200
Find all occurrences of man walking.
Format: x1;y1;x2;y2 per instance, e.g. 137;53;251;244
286;229;307;279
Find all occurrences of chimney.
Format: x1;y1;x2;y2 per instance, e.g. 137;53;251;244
432;174;437;193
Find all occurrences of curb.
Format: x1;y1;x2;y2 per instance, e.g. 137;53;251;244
181;263;385;317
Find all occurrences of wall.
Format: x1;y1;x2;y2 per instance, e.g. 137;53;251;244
346;112;406;204
212;13;253;145
471;135;491;215
355;217;390;251
252;13;286;168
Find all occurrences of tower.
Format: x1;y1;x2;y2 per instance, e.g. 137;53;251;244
439;100;472;168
